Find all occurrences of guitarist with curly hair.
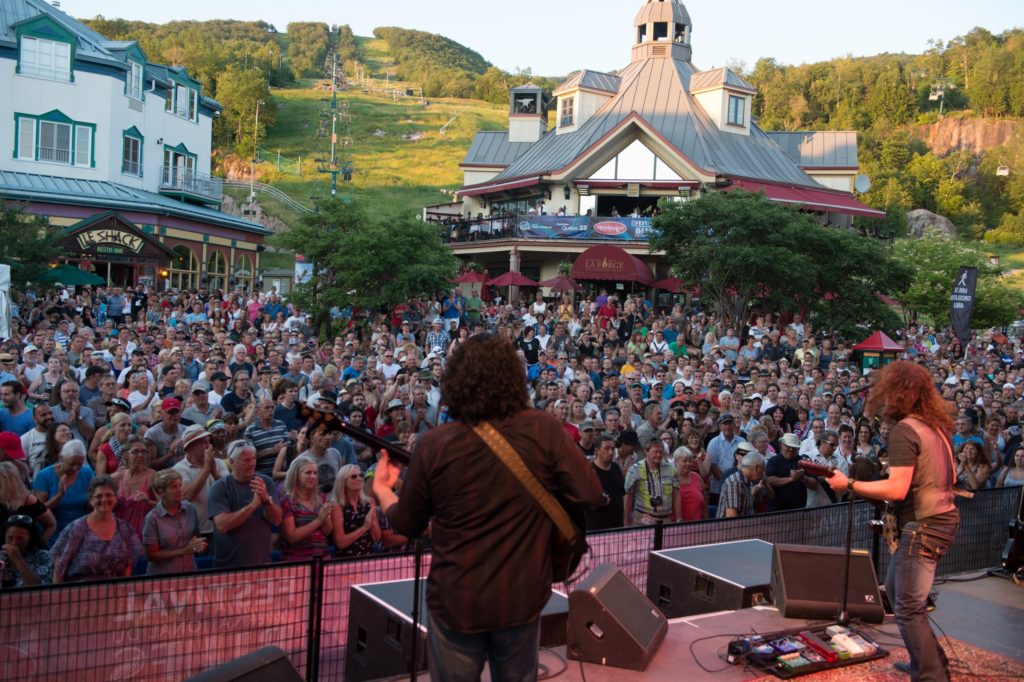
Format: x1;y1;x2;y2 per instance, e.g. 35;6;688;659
828;361;957;681
373;333;603;682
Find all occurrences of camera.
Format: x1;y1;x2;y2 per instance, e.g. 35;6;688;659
650;495;663;508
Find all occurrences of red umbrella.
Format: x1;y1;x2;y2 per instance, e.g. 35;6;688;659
452;271;487;283
487;271;539;288
538;275;578;293
652;277;683;292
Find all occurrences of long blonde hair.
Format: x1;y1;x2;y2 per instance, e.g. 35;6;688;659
283;455;320;501
0;461;29;509
330;464;370;507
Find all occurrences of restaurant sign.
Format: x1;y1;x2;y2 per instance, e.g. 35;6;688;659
76;229;145;254
517;215;657;241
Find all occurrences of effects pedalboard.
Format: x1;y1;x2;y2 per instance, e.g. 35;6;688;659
727;623;887;678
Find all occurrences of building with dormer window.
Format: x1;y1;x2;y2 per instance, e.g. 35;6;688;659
0;0;269;291
443;0;882;289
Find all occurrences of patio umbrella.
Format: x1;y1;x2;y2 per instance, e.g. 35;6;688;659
452;270;488;284
651;277;683;292
487;271;539;304
487;271;539;288
538;275;578;293
37;265;105;286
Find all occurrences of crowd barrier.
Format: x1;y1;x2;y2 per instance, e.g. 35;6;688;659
1;486;1017;681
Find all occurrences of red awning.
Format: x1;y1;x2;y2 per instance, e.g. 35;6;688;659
572;245;654;285
458;176;542;197
728;180;886;219
852;331;904;352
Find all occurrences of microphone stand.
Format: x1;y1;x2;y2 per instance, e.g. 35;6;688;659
837;472;856;626
409;538;424;682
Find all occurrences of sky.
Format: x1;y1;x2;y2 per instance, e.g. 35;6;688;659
64;0;1022;77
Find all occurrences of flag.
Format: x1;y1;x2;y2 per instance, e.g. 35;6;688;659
949;266;978;349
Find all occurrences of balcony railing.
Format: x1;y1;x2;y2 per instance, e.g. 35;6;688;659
435;211;658;244
160;165;223;202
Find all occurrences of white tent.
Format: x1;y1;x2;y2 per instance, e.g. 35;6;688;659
0;264;10;341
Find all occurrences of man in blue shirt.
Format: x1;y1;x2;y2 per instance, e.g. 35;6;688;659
707;414;745;497
0;380;35;436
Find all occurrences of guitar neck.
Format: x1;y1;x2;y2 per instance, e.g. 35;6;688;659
336;421;412;466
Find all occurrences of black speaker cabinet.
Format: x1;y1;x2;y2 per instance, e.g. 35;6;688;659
184;646;302;682
772;543;885;624
647;539;774;618
345;578;569;681
567;563;667;671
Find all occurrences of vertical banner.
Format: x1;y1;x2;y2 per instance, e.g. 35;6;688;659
294;253;312;285
0;264;11;341
949;266;978;349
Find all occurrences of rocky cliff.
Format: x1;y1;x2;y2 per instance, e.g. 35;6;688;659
914;116;1019;155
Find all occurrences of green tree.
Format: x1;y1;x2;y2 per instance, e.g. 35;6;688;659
0;202;63;289
650;191;910;336
272;198;365;336
272;198;457;335
892;235;1018;327
213;65;275;157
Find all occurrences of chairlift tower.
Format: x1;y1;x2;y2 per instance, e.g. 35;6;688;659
316;55;355;197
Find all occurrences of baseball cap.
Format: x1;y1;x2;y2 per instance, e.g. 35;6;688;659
106;397;132;412
161;397;181;412
0;353;14;363
579;420;597;432
210;372;230;382
0;432;25;460
386;398;405;411
718;413;735;424
205;419;226;432
23;344;39;354
192;381;211;394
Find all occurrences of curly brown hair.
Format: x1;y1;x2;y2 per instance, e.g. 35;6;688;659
442;333;529;424
863;361;953;434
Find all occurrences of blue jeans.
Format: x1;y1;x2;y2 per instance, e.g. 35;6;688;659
427;611;540;682
885;521;957;681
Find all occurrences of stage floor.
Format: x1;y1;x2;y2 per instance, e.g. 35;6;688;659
386;572;1024;681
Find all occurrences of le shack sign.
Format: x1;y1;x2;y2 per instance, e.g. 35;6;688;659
76;229;145;254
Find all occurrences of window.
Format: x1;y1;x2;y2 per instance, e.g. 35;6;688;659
20;36;71;81
17;118;35;160
560;97;575;127
728;95;746;127
168;82;199;121
207;251;227;292
169;245;197;290
38;120;71;163
127;60;143;99
14;112;94;166
123;135;142;176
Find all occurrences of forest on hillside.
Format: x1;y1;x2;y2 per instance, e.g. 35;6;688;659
742;28;1024;241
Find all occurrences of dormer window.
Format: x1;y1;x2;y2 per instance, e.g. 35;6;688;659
728;95;746;127
20;36;71;81
127;60;143;100
560;97;575;127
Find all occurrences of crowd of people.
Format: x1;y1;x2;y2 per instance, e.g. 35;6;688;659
0;281;1020;588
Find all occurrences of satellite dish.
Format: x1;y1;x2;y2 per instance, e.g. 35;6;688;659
854;174;871;193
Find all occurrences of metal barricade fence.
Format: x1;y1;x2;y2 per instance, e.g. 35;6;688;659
0;562;312;682
1;489;1017;681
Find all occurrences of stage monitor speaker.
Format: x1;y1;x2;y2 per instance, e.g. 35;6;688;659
647;539;773;617
184;647;302;682
771;543;885;624
346;578;569;681
567;563;667;671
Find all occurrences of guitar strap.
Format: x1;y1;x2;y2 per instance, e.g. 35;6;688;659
471;421;579;544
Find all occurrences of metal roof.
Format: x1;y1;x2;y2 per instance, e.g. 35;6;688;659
0;0;120;66
689;67;756;94
0;170;271;235
765;131;859;168
553;70;622;96
462;132;534;167
487;56;820;189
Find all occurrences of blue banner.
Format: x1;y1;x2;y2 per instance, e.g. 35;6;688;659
515;216;658;241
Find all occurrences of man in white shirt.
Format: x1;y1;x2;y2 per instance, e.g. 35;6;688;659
173;424;228;534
